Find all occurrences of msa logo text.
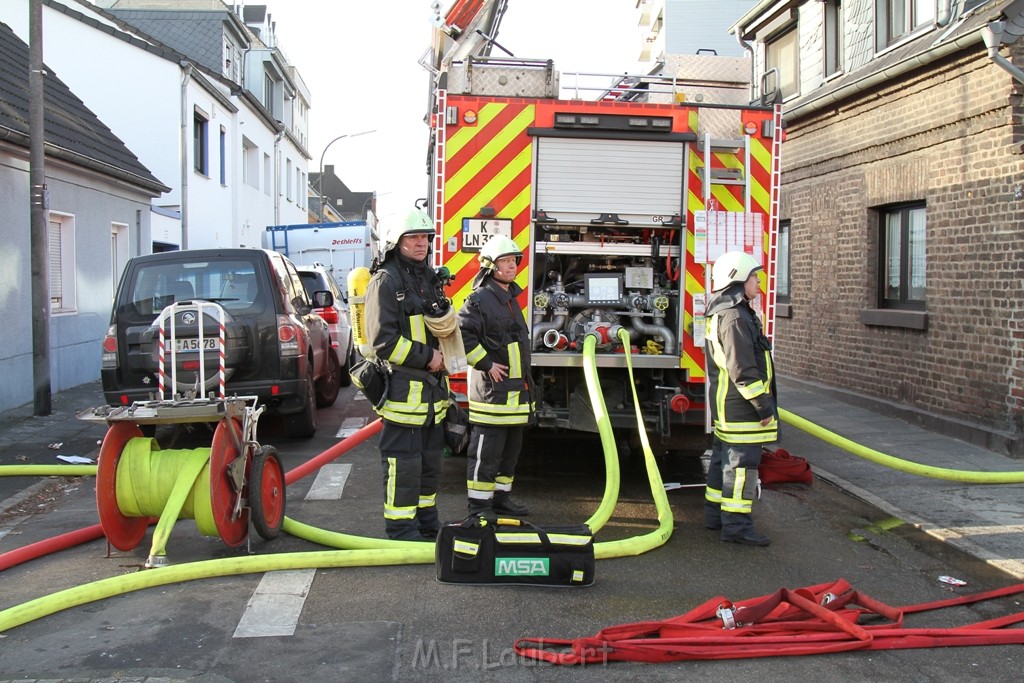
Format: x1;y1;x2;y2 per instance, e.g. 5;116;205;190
495;558;550;576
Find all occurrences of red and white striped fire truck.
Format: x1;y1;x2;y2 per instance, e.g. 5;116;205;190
425;0;783;451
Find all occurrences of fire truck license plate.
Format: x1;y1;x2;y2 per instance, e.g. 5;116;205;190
175;338;217;353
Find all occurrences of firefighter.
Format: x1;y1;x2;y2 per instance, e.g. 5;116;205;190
703;251;777;546
457;235;535;516
364;209;450;541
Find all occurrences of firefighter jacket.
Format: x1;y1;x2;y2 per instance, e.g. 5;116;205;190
457;277;535;426
364;255;450;426
705;283;777;444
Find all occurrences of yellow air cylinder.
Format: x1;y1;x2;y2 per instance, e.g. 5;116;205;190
347;266;372;358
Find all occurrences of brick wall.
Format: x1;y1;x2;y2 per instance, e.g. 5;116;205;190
777;44;1024;440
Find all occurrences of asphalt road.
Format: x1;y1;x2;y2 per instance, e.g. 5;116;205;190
1;385;1022;682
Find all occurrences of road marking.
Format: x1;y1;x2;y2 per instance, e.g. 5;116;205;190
233;569;316;638
336;416;367;438
353;393;367;401
305;463;352;500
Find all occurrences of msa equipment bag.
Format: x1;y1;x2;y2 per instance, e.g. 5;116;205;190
436;516;595;587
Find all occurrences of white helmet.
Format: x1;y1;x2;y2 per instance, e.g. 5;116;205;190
711;251;761;292
381;209;435;257
478;235;522;270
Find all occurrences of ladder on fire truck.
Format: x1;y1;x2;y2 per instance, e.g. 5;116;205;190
699;104;784;433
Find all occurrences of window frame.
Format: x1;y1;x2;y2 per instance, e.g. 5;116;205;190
875;0;935;52
48;212;77;314
877;202;926;311
193;108;209;176
824;0;844;78
765;23;800;101
776;219;791;304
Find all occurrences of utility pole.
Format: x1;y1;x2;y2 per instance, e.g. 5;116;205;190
29;0;51;416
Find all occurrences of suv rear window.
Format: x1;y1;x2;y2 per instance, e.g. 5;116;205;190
125;257;263;319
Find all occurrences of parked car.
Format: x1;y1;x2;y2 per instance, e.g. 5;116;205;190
100;248;342;438
296;263;354;398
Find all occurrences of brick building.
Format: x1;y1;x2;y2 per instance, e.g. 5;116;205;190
733;0;1024;455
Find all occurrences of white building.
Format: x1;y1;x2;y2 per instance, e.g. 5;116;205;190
0;0;312;252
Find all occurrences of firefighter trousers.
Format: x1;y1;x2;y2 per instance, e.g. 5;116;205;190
466;424;523;505
704;437;763;536
380;416;443;540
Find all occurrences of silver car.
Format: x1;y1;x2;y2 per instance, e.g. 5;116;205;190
296;263;353;391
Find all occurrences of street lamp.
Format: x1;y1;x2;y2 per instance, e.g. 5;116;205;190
318;129;375;222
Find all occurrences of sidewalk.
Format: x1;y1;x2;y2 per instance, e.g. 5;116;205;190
2;377;1024;580
0;379;107;512
776;376;1024;579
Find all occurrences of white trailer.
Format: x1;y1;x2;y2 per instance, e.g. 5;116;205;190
263;221;372;295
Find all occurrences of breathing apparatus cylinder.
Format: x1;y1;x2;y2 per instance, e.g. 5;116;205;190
347;266;373;359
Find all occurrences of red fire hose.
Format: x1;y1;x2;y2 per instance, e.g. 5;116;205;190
514;579;1024;664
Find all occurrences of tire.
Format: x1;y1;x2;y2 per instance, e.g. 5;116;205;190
249;446;286;540
338;339;353;388
315;351;341;407
284;366;317;438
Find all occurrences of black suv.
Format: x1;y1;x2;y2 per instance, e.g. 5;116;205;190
101;248;340;437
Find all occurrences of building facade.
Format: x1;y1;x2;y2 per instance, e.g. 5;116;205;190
0;0;312;252
733;0;1024;455
0;20;167;411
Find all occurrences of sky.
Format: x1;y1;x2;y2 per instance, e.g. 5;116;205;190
263;0;641;226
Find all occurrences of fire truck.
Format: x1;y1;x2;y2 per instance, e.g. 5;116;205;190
425;0;782;451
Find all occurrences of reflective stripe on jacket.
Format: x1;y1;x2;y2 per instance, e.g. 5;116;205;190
705;285;777;444
364;258;449;426
457;278;535;426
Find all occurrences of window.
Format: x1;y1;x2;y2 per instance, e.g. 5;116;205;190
776;220;791;303
243;136;259;189
263;153;272;196
765;26;799;100
48;213;76;313
219;126;227;185
264;73;275;116
878;203;926;309
876;0;934;50
193;109;208;175
824;0;843;78
111;222;128;300
286;158;293;201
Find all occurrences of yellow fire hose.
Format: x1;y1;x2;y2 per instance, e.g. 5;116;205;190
5;357;1024;632
779;407;1024;484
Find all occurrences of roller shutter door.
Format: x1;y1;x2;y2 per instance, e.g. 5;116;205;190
534;137;684;225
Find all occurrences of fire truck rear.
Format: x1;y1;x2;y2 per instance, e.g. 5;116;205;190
426;3;782;451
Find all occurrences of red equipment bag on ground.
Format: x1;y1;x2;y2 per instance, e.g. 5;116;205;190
759;447;813;485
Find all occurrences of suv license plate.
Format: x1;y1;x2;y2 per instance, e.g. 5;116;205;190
175;337;219;353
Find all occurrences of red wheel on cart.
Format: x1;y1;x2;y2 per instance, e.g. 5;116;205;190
96;421;149;551
249;445;286;540
209;417;249;548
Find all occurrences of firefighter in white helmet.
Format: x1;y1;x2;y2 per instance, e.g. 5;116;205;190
364;208;450;540
457;234;535;516
703;250;777;546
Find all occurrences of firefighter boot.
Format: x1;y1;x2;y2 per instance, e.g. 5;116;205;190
493;491;529;516
386;519;430;542
417;506;441;539
704;502;723;530
720;512;770;546
468;498;493;517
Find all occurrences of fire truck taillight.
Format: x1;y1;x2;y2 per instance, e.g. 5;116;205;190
101;325;118;368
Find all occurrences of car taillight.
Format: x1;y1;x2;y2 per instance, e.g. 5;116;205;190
101;325;118;368
277;315;300;357
317;307;339;324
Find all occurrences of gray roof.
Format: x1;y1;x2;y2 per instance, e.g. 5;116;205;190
0;20;167;193
105;9;231;75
